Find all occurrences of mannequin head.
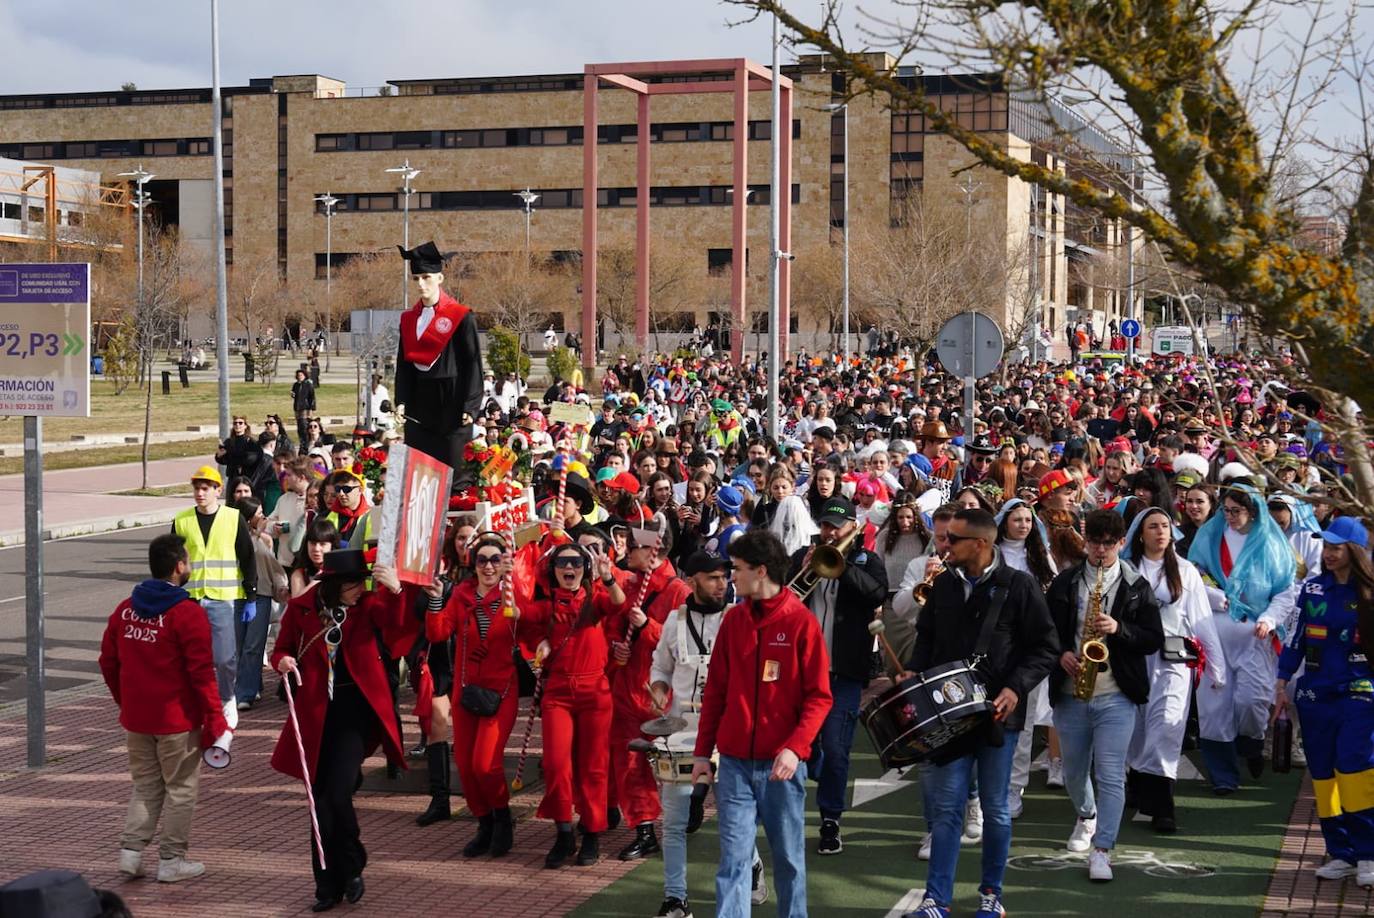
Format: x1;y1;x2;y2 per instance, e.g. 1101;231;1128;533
414;272;444;306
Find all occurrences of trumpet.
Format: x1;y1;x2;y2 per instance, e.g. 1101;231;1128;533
788;527;860;601
912;552;949;604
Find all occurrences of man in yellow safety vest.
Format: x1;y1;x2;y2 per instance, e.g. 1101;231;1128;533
171;466;258;706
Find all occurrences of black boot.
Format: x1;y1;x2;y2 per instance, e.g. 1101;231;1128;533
618;822;661;861
463;814;494;858
576;830;601;866
415;742;452;826
606;807;622;831
489;808;514;858
545;828;577;869
1151;777;1178;833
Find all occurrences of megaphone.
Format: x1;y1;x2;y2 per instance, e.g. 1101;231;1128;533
203;730;233;769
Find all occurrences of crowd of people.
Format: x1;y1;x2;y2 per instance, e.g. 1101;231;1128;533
83;333;1374;918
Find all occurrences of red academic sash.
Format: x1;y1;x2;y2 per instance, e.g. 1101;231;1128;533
400;291;470;367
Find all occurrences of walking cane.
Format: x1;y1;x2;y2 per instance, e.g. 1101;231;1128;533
511;666;544;792
281;665;327;871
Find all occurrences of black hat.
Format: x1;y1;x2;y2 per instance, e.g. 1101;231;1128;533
968;434;997;455
682;550;729;576
0;869;102;918
561;471;596;515
397;241;445;275
817;496;857;527
319;549;370;582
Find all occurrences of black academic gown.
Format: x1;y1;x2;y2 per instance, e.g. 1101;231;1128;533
394;297;483;488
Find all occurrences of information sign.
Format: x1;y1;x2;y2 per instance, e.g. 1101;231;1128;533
0;263;91;417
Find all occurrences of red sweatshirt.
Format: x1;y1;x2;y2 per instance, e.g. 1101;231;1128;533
604;559;692;725
99;583;227;744
694;589;833;762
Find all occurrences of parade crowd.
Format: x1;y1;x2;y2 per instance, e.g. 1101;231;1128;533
55;248;1373;918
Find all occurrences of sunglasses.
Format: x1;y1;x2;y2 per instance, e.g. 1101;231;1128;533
334;484;358;494
945;532;982;544
474;553;503;567
325;607;347;647
554;555;584;569
264;419;277;426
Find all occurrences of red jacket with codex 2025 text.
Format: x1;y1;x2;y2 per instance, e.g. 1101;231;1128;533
693;589;833;762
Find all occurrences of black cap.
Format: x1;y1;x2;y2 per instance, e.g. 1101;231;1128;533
817;496;857;527
319;549;370;582
968;434;997;454
0;870;101;918
398;240;445;275
682;550;729;576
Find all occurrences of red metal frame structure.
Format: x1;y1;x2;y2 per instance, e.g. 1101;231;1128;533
580;59;792;371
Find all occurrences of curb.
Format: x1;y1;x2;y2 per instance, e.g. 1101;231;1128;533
0;507;180;548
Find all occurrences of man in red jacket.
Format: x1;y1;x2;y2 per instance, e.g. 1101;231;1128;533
693;529;833;918
99;534;228;884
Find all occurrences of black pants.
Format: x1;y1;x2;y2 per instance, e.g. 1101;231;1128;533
311;683;380;899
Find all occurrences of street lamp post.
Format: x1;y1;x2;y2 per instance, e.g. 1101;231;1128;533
314;192;338;370
513;188;539;362
385;160;421;311
117;164;155;490
823;102;849;362
117;164;155;338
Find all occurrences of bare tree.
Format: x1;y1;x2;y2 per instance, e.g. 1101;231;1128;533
790;241;846;352
461;250;571;361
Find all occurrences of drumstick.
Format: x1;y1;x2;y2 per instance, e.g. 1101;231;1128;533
868;616;905;678
281;668;327;871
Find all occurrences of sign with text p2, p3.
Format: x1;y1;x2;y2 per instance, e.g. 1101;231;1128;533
0;263;91;418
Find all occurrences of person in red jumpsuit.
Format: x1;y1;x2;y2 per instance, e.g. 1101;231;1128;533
605;524;692;860
520;541;625;868
270;550;408;913
426;532;521;859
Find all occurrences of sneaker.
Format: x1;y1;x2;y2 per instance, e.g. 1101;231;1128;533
974;887;1007;917
655;897;693;918
1067;815;1097;853
1315;858;1356;880
1358;860;1374;888
901;897;950;918
1046;757;1065;788
817;818;843;855
917;832;933;861
961;798;984;846
1009;789;1024;819
118;848;143;877
1088;848;1114;882
156;856;205;883
236;699;252;712
751;860;769;905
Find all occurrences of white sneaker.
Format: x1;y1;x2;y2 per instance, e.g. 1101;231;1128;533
1067;815;1097;853
1046;757;1065;788
917;832;933;861
157;856;206;883
961;798;984;845
1315;858;1356;880
1088;848;1114;882
1009;789;1024;819
1358;860;1374;888
751;859;769;905
118;849;143;877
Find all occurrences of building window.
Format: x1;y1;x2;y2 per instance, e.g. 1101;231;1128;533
143;140;178;156
357;133;394;151
1;202;20;219
316;134;347;151
707;248;733;275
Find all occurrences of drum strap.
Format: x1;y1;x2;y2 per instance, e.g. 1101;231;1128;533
969;582;1008;667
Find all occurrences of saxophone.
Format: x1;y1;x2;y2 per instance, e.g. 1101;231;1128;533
1072;564;1111;701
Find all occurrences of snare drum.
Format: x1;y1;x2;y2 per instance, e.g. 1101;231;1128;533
861;661;991;768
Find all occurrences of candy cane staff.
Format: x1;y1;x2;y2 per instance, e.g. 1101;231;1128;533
426;532;523;858
517;540;626;868
269;550;408;914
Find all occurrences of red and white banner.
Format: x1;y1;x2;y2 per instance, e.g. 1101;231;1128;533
377;444;453;586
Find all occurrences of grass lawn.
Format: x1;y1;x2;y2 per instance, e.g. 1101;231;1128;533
570;730;1299;918
0;437;220;476
0;379;359;443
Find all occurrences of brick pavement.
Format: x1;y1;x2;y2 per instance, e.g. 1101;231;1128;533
0;682;647;918
1262;775;1374;917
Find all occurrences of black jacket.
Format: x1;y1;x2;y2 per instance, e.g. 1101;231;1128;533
788;538;888;685
908;555;1059;733
1045;561;1164;706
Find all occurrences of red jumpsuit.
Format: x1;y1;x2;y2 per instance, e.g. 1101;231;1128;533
427;579;520;818
604;560;692;826
520;582;618;831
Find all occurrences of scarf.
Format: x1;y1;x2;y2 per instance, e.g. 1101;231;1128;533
1186;483;1296;637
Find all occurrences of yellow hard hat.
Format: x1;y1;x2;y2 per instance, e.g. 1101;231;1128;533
191;465;223;487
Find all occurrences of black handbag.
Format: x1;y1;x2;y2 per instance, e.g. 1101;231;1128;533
1160;635;1200;664
458;600;514;717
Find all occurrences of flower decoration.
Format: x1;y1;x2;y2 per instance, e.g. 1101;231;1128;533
353;445;388;503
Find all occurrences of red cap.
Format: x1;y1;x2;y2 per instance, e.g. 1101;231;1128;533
1037;469;1074;501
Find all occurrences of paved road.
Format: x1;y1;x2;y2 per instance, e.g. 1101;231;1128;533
0;526;156;704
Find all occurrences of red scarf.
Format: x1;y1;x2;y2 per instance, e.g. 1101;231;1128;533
400;290;470;367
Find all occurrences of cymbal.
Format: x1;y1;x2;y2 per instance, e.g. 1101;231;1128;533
641;715;688;737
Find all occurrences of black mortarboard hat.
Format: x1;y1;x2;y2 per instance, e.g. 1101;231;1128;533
398;241;445;275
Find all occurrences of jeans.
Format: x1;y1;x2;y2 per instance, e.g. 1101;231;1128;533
1052;691;1138;850
813;673;863;820
200;598;238;703
715;755;808;918
121;730;201;860
922;731;1019;907
662;779;760;901
233;596;272;704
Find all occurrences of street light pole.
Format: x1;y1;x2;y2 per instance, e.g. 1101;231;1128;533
513;188;539;366
385;160;421;312
314;193;338;370
767;10;784;441
210;0;231;443
823;102;850;361
958;173;982;440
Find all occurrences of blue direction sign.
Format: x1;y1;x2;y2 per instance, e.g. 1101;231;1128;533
1121;318;1141;338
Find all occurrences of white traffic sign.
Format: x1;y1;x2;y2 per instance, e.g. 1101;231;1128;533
0;263;91;417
